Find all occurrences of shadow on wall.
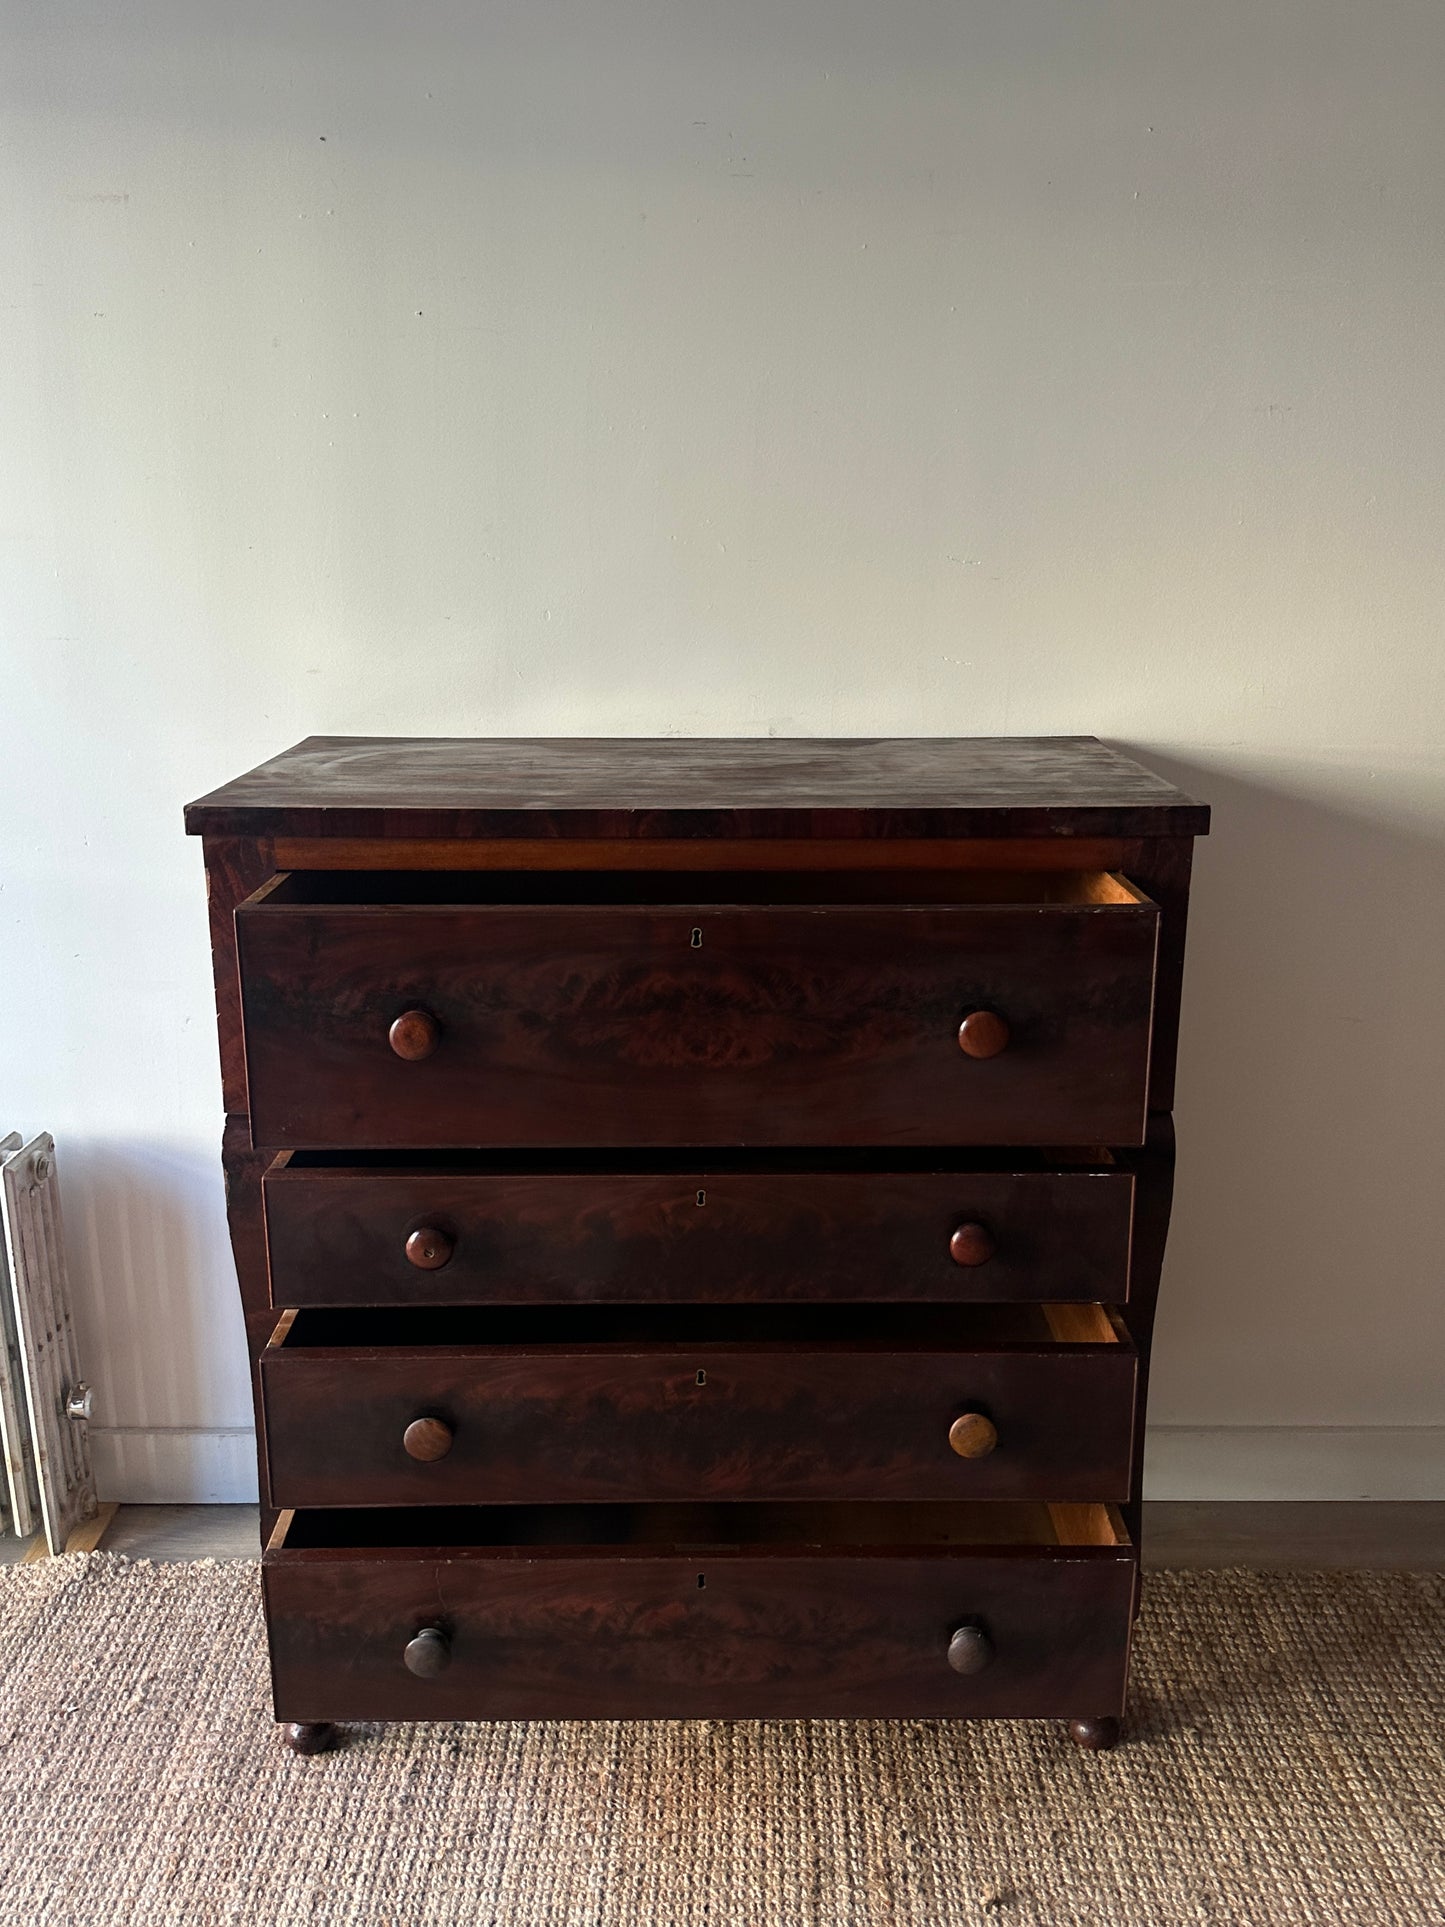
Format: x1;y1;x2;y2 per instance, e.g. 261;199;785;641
33;753;1445;1499
1119;745;1445;1430
52;1137;254;1502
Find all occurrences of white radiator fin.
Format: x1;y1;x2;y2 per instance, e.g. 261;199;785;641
0;1135;97;1553
0;1131;38;1538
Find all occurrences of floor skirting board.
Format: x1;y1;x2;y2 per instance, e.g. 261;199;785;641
1145;1426;1445;1501
87;1426;1445;1505
90;1428;259;1505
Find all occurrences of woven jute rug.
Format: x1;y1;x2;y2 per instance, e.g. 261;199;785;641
0;1557;1440;1926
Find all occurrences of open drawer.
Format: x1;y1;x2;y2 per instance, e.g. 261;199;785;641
261;1147;1137;1309
235;868;1159;1150
262;1500;1137;1723
260;1301;1137;1507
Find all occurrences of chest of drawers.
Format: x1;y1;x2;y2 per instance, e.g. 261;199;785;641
187;735;1207;1755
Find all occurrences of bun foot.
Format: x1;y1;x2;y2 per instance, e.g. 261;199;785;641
1067;1717;1121;1752
281;1720;338;1755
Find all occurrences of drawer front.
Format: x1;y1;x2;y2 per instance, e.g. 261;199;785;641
263;1163;1136;1308
261;1339;1136;1506
236;900;1158;1149
263;1544;1135;1722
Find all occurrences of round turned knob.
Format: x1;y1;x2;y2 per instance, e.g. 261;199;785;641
402;1416;454;1462
405;1226;455;1271
957;1009;1010;1059
948;1220;996;1268
404;1626;451;1678
948;1411;999;1460
389;1008;441;1061
947;1623;993;1676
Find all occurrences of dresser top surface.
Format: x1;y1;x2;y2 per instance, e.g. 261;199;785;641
185;735;1208;840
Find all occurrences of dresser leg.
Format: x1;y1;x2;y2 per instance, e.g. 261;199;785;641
281;1720;338;1755
1066;1717;1121;1752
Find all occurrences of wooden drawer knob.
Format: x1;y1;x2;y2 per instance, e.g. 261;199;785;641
948;1411;998;1459
405;1226;455;1271
947;1623;993;1675
957;1009;1010;1059
949;1221;996;1267
403;1416;454;1462
389;1008;441;1061
404;1626;451;1678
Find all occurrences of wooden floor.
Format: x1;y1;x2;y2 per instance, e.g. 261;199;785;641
0;1505;261;1565
4;1503;1445;1567
1142;1501;1445;1569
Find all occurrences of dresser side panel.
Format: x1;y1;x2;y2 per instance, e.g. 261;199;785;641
1119;836;1195;1116
202;836;274;1115
222;1113;276;1544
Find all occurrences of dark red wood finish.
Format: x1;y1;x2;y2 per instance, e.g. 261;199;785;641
261;1160;1136;1308
281;1720;337;1754
1115;1114;1178;1559
221;1113;280;1540
205;840;274;1116
263;1529;1135;1722
1118;836;1195;1115
189;738;1205;1745
186;734;1210;842
236;899;1159;1150
1068;1716;1122;1751
259;1307;1136;1506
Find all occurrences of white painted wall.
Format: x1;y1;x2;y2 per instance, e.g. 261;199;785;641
3;2;1442;1502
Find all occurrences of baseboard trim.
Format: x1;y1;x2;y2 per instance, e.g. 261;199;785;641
91;1427;259;1505
90;1423;1445;1506
1145;1426;1445;1501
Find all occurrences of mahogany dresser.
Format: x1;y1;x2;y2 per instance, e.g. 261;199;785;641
186;736;1208;1755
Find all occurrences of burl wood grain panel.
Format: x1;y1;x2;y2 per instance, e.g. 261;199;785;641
259;1326;1137;1505
236;901;1159;1149
262;1162;1136;1308
263;1542;1135;1722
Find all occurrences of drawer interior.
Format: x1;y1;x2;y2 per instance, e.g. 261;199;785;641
277;1145;1118;1173
268;1498;1132;1553
252;868;1151;909
267;1301;1124;1352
